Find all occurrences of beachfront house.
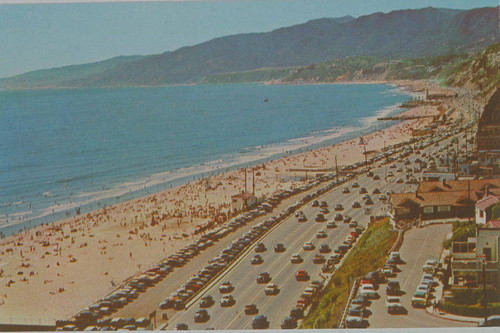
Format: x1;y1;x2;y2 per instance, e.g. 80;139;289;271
450;221;500;288
475;195;500;225
231;192;257;213
389;179;500;225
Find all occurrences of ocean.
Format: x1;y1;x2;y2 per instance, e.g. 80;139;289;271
0;83;411;236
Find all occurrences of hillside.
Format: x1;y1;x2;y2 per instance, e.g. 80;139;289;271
0;6;498;89
0;56;144;89
445;43;500;98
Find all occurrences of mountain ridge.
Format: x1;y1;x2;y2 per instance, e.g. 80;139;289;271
1;6;498;89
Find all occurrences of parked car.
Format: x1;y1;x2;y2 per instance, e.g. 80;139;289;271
257;272;271;284
316;230;327;238
255;243;266;253
199;295;214;308
303;242;315;251
281;316;297;329
319;244;331;253
219;282;234;294
386;280;401;296
411;290;428;308
334;213;344;222
251;254;263;265
312;254;325;264
386;297;405;314
352;201;361;208
315;214;326;222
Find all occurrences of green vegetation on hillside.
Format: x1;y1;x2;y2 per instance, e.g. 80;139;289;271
201;67;297;84
443;220;477;249
302;218;397;328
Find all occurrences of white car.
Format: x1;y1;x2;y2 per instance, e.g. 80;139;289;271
264;283;279;295
385;297;404;314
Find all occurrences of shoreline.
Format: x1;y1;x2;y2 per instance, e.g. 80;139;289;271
0;79;462;324
0;81;413;237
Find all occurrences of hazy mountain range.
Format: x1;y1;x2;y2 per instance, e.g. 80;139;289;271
1;6;498;89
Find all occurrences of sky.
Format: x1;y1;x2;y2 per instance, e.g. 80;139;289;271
0;0;498;78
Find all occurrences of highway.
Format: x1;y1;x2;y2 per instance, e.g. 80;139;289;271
164;159;413;329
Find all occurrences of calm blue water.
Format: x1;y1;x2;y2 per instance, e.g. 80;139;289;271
0;83;410;235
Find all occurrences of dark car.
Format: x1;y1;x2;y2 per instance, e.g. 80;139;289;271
352;201;361;208
219;282;234;294
334;213;343;222
320;201;329;208
251;254;263;265
315;214;326;222
245;304;258;315
311;200;319;207
334;204;344;211
252;315;269;329
297;215;308;222
175;323;188;330
359;187;367;194
255;243;266;253
220;295;235;307
295;270;309;281
281;316;297;329
257;272;271;284
274;243;286;253
372;188;381;194
386;280;401;296
312;254;325;264
320;207;330;214
373;175;380;180
365;198;374;205
194;309;210;323
319;244;331;253
199;295;214;308
326;221;337;229
342;187;350;194
289;307;304;320
352;182;359;188
343;215;352;223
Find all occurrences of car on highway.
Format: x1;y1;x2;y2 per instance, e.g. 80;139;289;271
244;304;258;315
315;213;326;222
257;272;271;284
411;290;428;308
352;201;361;208
320;207;330;214
334;204;344;211
352;182;359;188
373;174;380;180
312;254;325;264
281;316;297;329
342;187;350;194
290;254;303;264
359;187;367;194
255;243;266;253
365;198;374;205
303;242;315;251
351;294;369;307
194;309;210;323
264;283;280;295
199;295;214;308
219;282;234;294
320;201;329;207
396;178;404;183
220;295;235;307
297;214;308;222
326;221;337;229
251;254;264;265
295;270;309;281
478;315;500;327
316;230;327;238
274;243;286;253
349;220;358;228
175;323;188;330
372;188;381;194
343;215;352;223
386;297;405;314
311;200;319;207
319;244;331;253
252;315;269;329
334;213;343;222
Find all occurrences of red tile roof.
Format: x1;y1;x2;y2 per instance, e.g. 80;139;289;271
485;220;500;229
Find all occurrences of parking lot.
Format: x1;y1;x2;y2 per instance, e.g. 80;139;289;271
366;224;475;328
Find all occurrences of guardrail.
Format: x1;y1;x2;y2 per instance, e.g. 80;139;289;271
338;278;360;328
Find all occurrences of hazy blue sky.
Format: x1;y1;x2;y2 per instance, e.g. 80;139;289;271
0;0;498;78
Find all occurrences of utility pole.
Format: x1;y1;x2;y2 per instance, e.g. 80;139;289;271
335;155;339;183
478;255;488;323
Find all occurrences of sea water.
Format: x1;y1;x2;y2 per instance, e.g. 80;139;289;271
0;83;411;236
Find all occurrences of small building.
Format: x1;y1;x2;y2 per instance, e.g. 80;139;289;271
231;192;257;213
475;195;500;224
450;221;500;288
389;179;500;224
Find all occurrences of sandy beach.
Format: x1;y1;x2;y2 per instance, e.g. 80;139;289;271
0;80;474;324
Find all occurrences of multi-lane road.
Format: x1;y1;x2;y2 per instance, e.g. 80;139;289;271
163;158;415;329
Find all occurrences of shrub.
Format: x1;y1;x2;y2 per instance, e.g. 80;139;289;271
442;302;500;317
